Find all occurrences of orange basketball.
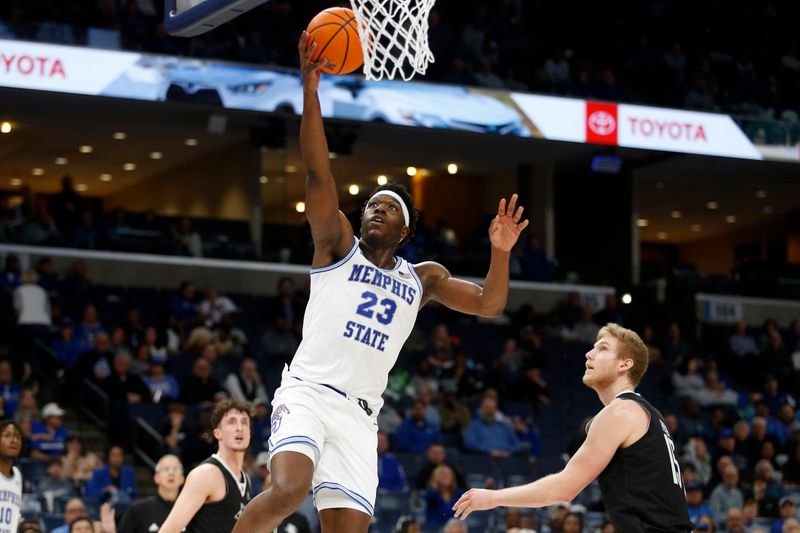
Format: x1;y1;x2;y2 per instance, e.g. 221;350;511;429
306;7;364;75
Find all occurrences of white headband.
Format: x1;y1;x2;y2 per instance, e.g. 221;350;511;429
368;190;410;227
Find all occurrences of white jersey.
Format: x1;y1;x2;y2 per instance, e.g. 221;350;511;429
288;237;422;411
0;466;22;533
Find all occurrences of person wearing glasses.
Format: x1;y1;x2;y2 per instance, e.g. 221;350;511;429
105;454;185;533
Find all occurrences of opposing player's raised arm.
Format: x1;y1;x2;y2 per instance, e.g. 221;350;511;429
452;401;639;519
417;195;528;317
158;465;216;533
299;32;353;263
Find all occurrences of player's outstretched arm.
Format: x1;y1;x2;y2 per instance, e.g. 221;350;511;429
298;31;353;265
158;465;216;533
452;401;637;519
417;194;528;317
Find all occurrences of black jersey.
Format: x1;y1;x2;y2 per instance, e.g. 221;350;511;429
186;455;252;533
596;392;693;533
117;495;174;533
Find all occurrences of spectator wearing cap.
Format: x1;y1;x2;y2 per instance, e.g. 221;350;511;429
223;358;268;405
377;431;407;491
85;445;137;500
113;454;184;533
710;464;744;520
143;358;179;403
50;497;87;533
30;402;69;459
771;498;798;533
686;481;714;525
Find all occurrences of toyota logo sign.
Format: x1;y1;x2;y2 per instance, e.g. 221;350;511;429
588;110;617;136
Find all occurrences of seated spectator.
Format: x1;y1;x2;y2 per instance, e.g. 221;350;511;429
745;417;781;468
74;304;106;345
69;517;95;533
101;350;152;406
62;435;102;486
564;308;600;344
51;319;92;370
170;281;198;325
395;400;442;453
672;357;705;397
173;218;202;257
142;326;168;362
415;442;465;490
85;445;137;500
198;287;237;329
144;359;180;403
14;387;39;426
685;481;714;526
50;497;87;533
38;457;76;509
30;402;69;459
753;459;784;517
423;464;465;527
661;322;690;365
377;431;407;491
463;396;521;457
437;382;471;442
693;370;739;407
179;357;224;405
223;359;268;405
416;385;441;428
710;464;744;520
0;361;21;419
730;320;758;357
79;332;115;382
771;498;798;533
682;437;712;485
498;338;528;374
562;512;583;533
162;404;186;454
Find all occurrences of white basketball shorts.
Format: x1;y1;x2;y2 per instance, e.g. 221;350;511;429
268;377;379;516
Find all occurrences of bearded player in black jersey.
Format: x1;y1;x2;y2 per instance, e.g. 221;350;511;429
453;323;693;532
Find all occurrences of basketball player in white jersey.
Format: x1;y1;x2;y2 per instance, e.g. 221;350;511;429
0;420;23;533
231;33;529;533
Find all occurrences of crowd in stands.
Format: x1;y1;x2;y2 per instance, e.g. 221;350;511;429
2;0;800;131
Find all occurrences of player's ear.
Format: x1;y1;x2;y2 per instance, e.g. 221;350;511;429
399;226;410;243
620;358;634;371
212;427;221;440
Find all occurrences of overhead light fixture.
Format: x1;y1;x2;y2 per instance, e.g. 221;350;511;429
756;190;767;198
75;184;88;192
621;293;633;305
691;224;701;232
763;206;773;214
285;164;297;173
657;232;668;240
184;138;198;146
348;184;360;196
447;163;458;175
79;145;93;154
406;166;417;177
670;210;682;219
706;201;718;210
99;174;112;182
149;151;163;160
328;152;338;159
122;163;136;171
1;122;12;134
10;178;22;186
259;176;268;184
31;168;44;176
376;175;388;186
112;132;127;140
54;157;68;165
725;215;736;223
636;219;649;228
295;202;306;213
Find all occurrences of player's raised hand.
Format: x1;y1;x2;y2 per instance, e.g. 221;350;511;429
452;488;498;520
489;193;529;252
298;31;330;91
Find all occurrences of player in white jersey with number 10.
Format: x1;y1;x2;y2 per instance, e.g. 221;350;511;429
0;420;23;533
232;32;530;533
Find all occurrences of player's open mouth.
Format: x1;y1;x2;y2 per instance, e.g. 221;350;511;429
369;215;385;224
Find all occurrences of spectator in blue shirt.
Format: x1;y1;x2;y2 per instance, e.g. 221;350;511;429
0;360;21;418
50;319;92;369
143;360;180;402
771;498;797;533
423;464;465;527
30;402;69;459
377;431;407;491
85;445;137;500
74;303;106;346
685;481;714;526
170;281;198;324
464;396;521;457
396;400;442;453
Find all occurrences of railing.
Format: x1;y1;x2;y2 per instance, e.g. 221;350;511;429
79;378;109;430
132;416;164;470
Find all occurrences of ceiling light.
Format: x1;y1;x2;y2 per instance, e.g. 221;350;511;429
184;138;198;146
123;163;136;171
348;184;360;196
0;122;11;134
75;184;88;192
725;215;736;223
636;219;649;228
376;175;388;186
447;163;458;175
99;174;112;182
406;166;417;177
657;232;668;240
670;210;682;219
149;151;163;160
259;176;268;184
706;201;718;210
691;224;701;232
9;178;21;186
763;206;773;214
112;132;127;140
295;202;306;213
285;164;297;173
79;145;93;154
756;190;767;198
621;293;632;305
54;157;68;165
31;168;44;176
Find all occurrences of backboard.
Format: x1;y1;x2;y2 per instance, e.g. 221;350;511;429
165;0;270;37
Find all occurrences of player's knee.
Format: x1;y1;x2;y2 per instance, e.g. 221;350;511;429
269;474;310;511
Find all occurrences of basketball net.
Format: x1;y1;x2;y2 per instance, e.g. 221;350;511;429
348;0;436;81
